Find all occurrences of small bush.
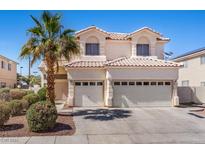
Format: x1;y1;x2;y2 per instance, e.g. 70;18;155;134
0;92;11;102
0;88;10;94
21;99;30;110
8;100;24;116
0;88;11;102
37;87;47;101
0;103;11;126
10;89;27;100
23;93;39;106
26;101;57;132
26;90;34;95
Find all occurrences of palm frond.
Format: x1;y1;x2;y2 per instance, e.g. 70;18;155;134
61;29;75;37
30;15;42;28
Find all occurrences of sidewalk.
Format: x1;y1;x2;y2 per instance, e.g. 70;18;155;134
0;135;88;144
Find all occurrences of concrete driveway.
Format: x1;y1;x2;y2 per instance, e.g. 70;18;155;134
1;106;205;144
70;106;205;143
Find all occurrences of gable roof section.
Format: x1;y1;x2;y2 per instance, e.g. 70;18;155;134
75;26;170;41
0;55;18;64
65;57;181;68
173;47;205;61
106;57;181;67
75;26;109;36
65;60;106;68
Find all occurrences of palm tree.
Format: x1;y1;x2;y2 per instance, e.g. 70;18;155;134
20;11;80;104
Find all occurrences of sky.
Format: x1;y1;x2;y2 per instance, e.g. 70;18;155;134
0;10;205;76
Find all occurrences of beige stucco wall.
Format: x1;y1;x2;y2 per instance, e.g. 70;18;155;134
105;40;131;60
77;29;167;60
107;67;178;80
131;31;165;59
67;69;106;80
177;56;205;86
0;56;17;88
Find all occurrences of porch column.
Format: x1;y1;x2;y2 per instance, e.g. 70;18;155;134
172;80;179;106
67;80;74;106
105;71;113;107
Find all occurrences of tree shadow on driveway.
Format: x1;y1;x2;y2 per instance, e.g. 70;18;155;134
72;109;132;121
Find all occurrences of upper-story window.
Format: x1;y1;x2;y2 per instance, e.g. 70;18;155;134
137;44;150;56
1;61;5;69
136;37;150;56
200;56;205;64
85;43;99;55
85;36;100;56
8;63;11;71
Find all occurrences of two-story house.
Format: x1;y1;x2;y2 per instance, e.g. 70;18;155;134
0;55;18;88
173;47;205;87
39;26;181;107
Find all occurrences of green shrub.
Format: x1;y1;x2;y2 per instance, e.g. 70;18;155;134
8;100;24;116
0;103;11;126
0;88;10;94
10;89;27;100
0;92;11;102
0;88;11;102
37;87;47;101
21;99;30;110
26;90;34;95
26;101;57;132
23;93;39;106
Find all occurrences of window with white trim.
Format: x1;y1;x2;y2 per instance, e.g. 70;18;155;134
75;82;81;86
121;82;128;86
150;82;157;86
143;82;149;86
90;82;96;86
114;82;120;86
8;63;11;71
129;82;135;86
136;44;149;56
158;82;164;86
1;61;5;69
85;43;100;55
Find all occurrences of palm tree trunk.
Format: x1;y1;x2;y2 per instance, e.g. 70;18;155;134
45;54;55;104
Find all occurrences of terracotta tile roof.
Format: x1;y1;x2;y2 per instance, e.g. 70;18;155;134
75;26;170;41
65;57;181;68
127;27;162;37
65;60;106;68
107;32;128;40
76;26;109;35
106;57;181;67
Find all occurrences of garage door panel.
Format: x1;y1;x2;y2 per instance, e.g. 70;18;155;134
113;81;172;107
74;81;104;107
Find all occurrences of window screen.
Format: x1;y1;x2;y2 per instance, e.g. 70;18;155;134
85;43;100;55
137;44;149;56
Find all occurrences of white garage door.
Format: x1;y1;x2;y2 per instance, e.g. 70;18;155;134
74;81;104;107
113;81;172;107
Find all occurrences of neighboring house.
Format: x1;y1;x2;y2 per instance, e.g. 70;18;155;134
173;47;205;87
0;55;18;88
39;26;181;107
